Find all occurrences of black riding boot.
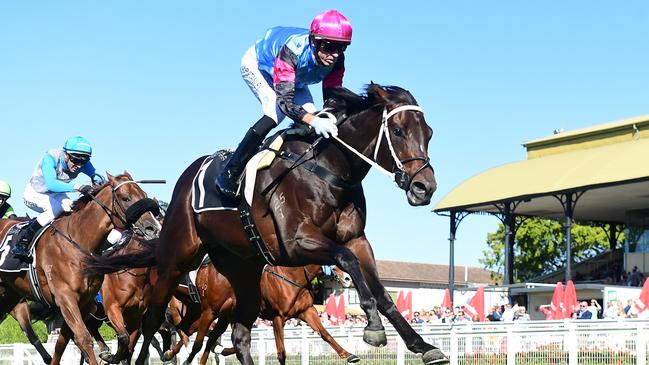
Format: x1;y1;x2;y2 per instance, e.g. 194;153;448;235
216;115;276;198
11;218;42;263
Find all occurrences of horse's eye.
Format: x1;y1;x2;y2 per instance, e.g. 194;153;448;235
122;196;131;203
392;127;404;137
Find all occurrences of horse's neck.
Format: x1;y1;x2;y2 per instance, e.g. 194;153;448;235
326;109;382;182
63;198;113;252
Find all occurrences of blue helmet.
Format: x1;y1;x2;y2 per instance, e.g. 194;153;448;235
63;136;92;157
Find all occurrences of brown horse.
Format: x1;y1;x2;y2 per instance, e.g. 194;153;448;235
0;173;161;365
86;84;447;364
161;262;357;365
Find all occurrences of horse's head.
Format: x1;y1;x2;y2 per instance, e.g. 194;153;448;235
89;172;162;241
328;84;437;206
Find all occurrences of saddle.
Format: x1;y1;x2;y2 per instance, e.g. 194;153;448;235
0;221;52;305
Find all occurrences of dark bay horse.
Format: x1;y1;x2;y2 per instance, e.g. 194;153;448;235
161;263;357;365
89;84;447;364
0;173;161;365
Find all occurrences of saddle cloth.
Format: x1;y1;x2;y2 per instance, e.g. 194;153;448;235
191;135;284;213
0;222;32;272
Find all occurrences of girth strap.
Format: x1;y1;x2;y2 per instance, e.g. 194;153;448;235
238;200;276;266
276;150;357;190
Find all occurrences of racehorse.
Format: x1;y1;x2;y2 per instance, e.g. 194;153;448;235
0;173;161;365
87;84;447;364
159;263;357;365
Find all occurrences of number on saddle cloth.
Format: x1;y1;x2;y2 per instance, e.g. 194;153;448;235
0;222;34;272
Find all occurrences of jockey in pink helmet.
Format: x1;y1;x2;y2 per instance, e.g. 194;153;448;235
216;10;352;198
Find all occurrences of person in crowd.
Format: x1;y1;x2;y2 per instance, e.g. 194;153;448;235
628;266;643;287
577;301;593;319
0;181;17;219
441;308;455;324
501;302;518;322
514;306;530;321
603;301;618;319
454;310;472;322
487;305;502;321
624;299;634;316
587;299;601;320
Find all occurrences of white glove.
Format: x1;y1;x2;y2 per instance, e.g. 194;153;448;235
310;117;338;138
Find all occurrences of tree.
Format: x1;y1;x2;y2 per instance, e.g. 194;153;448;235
480;217;620;282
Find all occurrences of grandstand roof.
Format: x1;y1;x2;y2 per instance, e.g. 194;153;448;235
376;259;497;286
435;114;649;223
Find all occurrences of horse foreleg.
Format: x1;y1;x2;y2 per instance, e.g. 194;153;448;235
271;316;287;365
56;296;99;365
85;315;110;358
298;307;359;363
199;315;229;365
350;236;449;364
330;244;385;346
100;303;130;363
50;323;72;365
135;275;181;365
183;310;215;365
229;275;261;365
11;302;53;364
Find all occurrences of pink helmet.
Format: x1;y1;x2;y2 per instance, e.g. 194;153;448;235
310;10;352;44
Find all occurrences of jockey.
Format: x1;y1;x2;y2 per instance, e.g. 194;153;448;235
216;9;352;198
0;180;17;219
11;136;122;263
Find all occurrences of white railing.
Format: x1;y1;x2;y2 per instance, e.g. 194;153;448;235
1;319;648;364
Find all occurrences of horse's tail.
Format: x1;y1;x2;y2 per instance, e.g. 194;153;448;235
83;238;158;276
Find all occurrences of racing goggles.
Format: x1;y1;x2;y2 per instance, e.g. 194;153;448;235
318;40;347;54
67;153;90;165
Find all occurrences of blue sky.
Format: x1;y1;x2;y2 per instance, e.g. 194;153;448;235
1;1;648;269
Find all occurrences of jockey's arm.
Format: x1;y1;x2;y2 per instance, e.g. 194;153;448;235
80;162;103;184
41;154;76;193
273;46;308;123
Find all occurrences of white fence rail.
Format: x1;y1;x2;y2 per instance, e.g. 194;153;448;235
1;319;648;364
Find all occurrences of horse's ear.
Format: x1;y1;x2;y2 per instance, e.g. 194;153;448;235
369;83;390;102
123;170;133;180
106;172;114;182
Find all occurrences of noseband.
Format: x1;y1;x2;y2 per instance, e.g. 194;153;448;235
323;104;433;191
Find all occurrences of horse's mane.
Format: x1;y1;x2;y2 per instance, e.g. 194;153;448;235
324;83;418;119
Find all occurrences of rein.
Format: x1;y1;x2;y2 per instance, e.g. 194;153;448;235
263;265;310;289
86;180;158;230
319;104;432;190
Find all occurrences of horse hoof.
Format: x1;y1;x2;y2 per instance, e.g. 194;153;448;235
346;354;361;363
362;329;387;347
98;352;112;362
422;348;449;364
160;351;172;362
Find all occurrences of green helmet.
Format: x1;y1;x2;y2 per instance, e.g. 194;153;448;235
0;180;10;198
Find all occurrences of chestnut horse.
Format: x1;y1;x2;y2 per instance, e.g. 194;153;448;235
160;263;356;365
0;173;161;365
87;84;447;364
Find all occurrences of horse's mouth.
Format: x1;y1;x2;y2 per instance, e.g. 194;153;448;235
407;181;433;206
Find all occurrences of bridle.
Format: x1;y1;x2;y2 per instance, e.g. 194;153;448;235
85;180;159;231
320;104;433;191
